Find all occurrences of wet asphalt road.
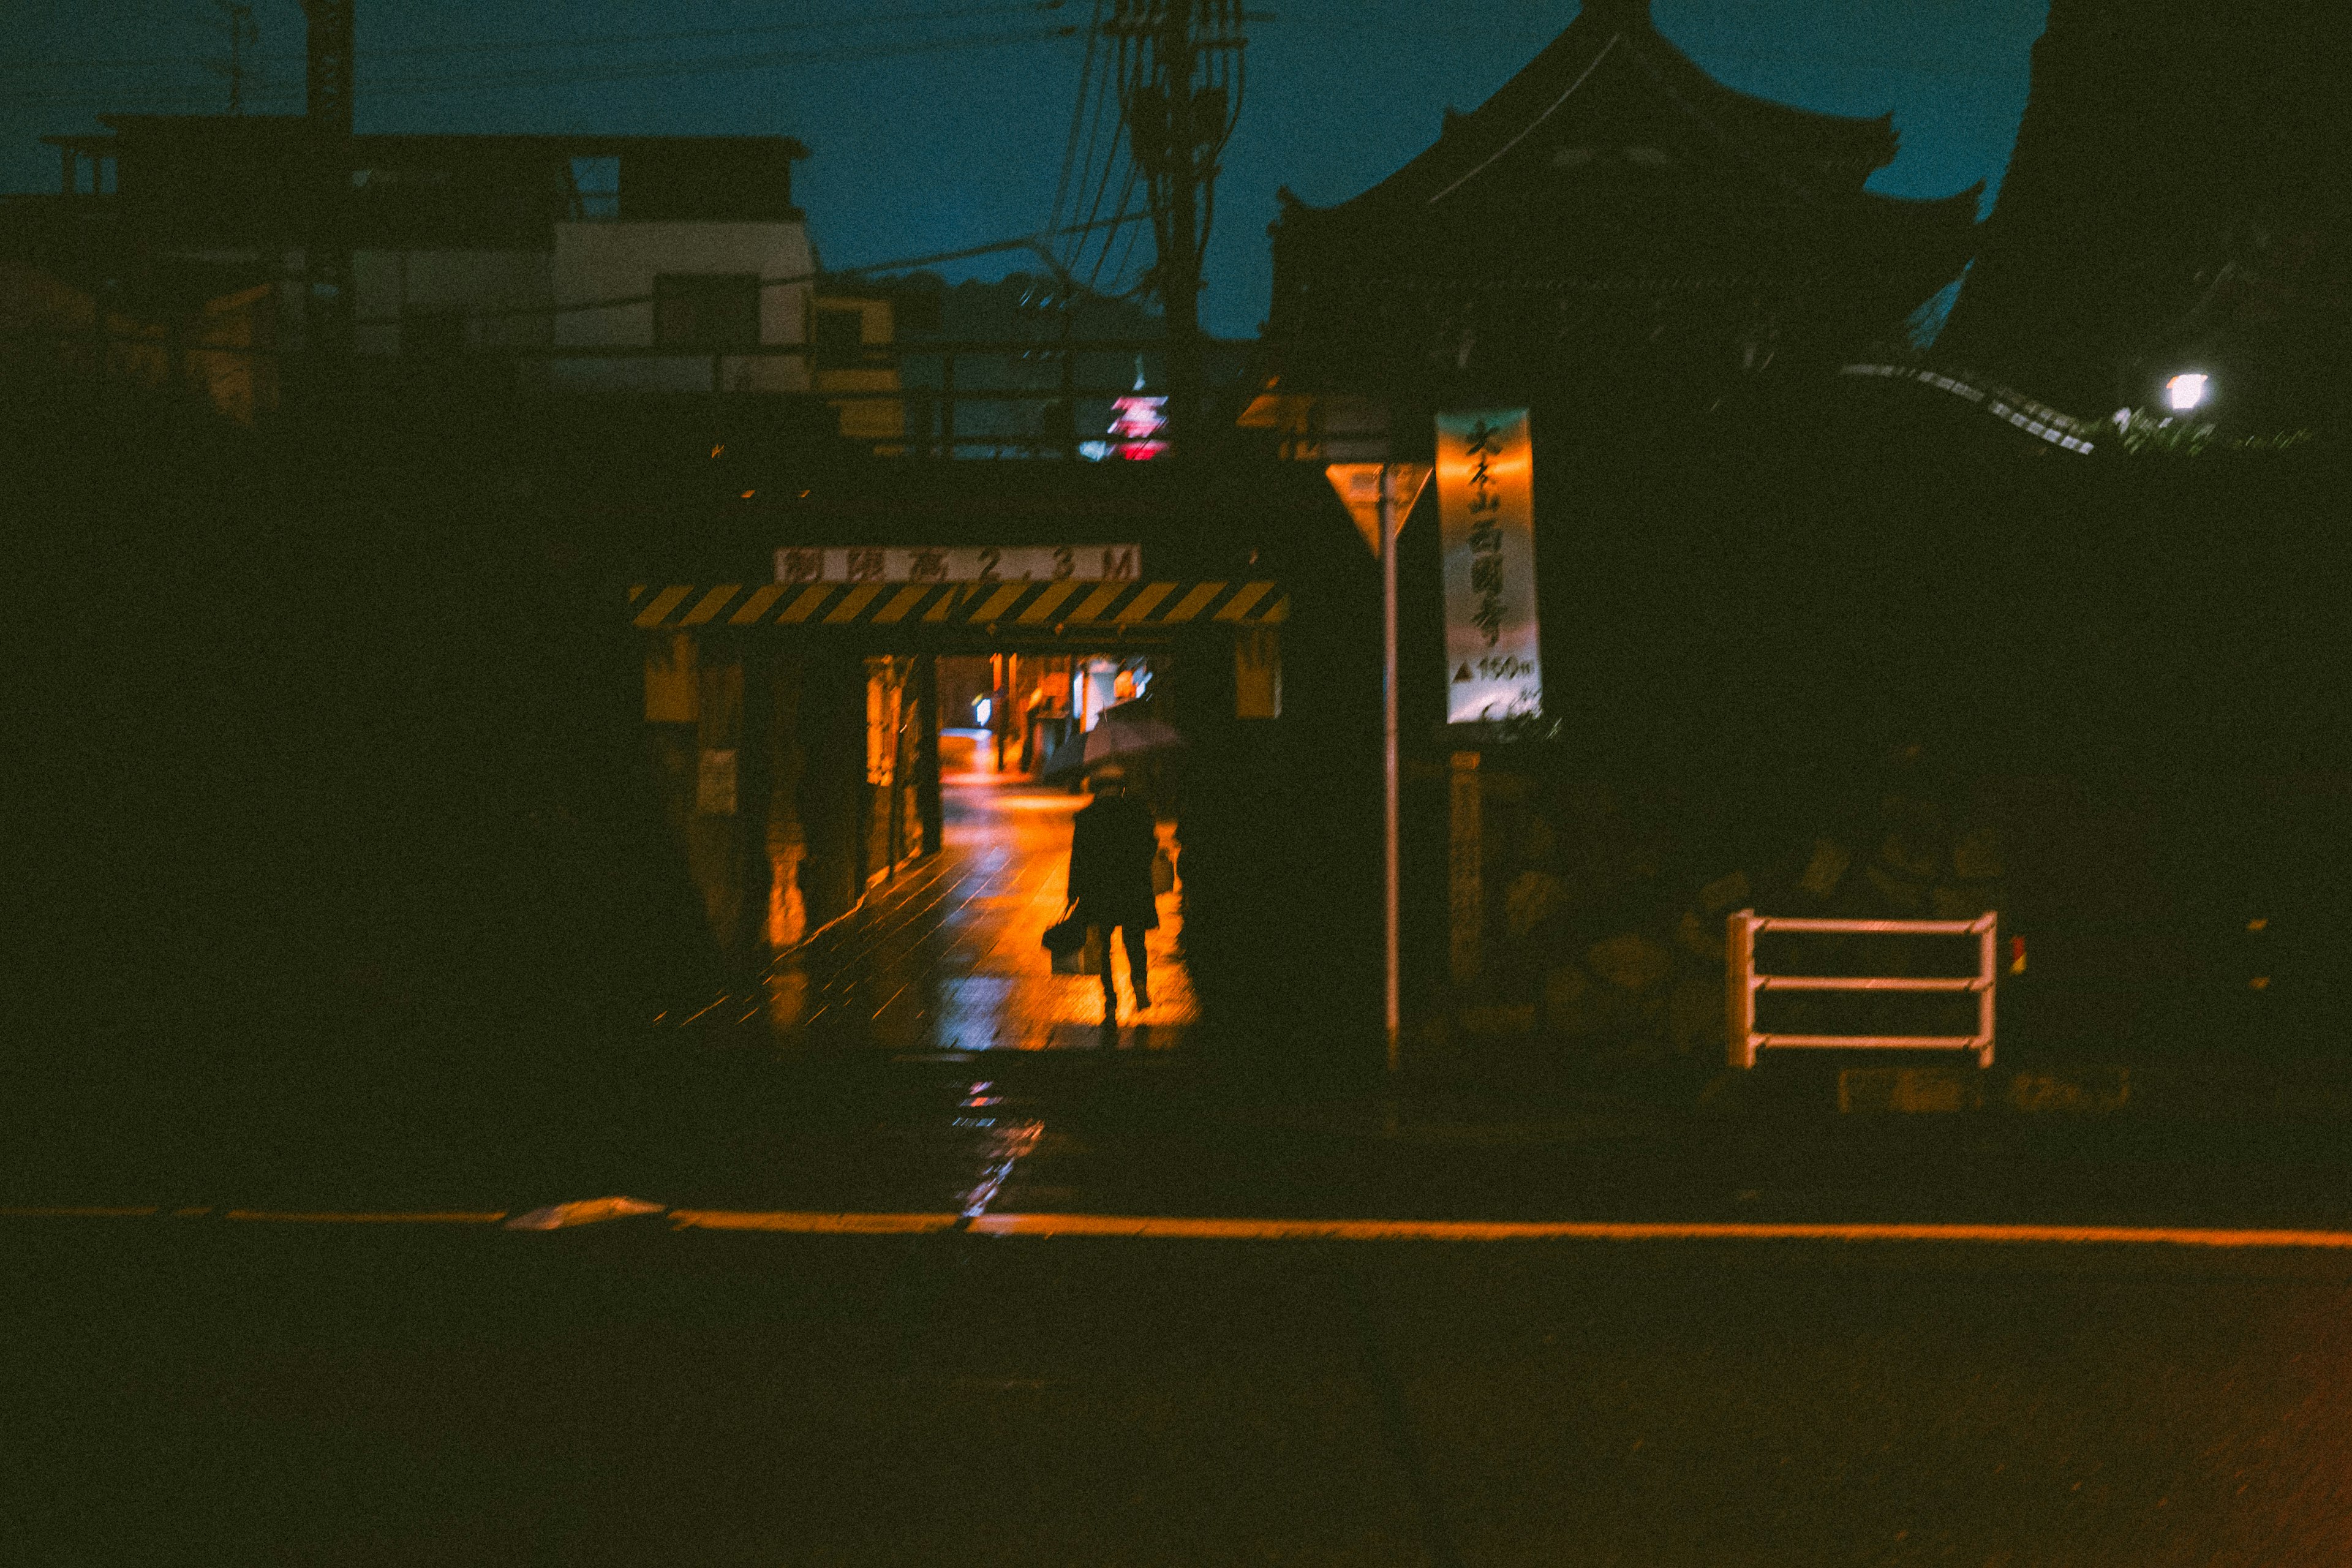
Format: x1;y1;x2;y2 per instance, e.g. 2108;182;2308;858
10;1193;2352;1567
12;1039;2352;1566
13;782;2352;1562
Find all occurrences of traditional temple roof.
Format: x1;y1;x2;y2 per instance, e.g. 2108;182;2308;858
1273;0;1978;292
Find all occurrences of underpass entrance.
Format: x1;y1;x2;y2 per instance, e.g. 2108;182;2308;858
633;571;1287;1050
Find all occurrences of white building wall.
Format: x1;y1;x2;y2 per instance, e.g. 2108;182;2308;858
549;221;813;393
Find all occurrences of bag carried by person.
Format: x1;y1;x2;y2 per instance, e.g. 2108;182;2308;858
1054;926;1105;976
1044;903;1097;974
1152;845;1175;897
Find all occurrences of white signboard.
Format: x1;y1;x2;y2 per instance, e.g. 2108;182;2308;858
773;545;1142;586
1434;409;1542;725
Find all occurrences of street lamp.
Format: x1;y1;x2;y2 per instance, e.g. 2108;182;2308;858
2165;372;2209;412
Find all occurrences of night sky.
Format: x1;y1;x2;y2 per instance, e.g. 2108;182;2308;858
6;1;2048;336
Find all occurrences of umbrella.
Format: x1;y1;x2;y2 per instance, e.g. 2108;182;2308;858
1038;724;1092;783
1083;701;1185;767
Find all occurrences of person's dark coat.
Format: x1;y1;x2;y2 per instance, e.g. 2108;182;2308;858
1066;792;1159;930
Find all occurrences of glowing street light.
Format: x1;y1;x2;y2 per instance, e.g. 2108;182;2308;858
2165;372;2209;411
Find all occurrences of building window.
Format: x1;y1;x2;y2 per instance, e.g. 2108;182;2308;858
812;307;865;369
567;156;619;221
654;274;761;350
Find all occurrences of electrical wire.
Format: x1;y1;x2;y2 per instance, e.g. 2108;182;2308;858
437;208;1153;328
1088;161;1144;295
1058;34;1132;290
1044;0;1106;239
8;27;1083;107
0;1;1070;76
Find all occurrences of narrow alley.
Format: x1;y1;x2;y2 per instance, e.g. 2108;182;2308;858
755;769;1196;1055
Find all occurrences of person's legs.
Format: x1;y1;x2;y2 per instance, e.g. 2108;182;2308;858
1123;924;1150;1008
1096;924;1118;1020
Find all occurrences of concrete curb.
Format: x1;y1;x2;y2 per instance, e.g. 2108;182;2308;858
1702;1061;2352;1120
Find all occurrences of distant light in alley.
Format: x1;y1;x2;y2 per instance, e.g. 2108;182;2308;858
2165;372;2208;411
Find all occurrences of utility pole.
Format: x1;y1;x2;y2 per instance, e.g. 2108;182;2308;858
213;2;257;115
1380;463;1401;1067
1106;1;1249;454
300;0;354;377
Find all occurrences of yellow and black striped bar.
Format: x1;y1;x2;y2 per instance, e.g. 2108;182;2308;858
627;579;1288;632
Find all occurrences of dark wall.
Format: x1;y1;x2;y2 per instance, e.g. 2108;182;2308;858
6;377;731;1182
1385;377;2352;1058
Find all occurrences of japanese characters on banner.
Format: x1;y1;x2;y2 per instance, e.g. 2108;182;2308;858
772;545;1142;586
1434;409;1543;724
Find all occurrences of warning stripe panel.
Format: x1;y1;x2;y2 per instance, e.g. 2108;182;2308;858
1114;582;1178;624
776;584;835;624
1017;579;1083;624
1212;581;1274;622
629;581;1283;630
1067;582;1129;622
632;585;693;628
680;585;742;626
824;583;884;624
966;582;1027;624
728;584;786;625
1161;581;1226;622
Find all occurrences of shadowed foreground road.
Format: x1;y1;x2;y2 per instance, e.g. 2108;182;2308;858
8;1215;2351;1566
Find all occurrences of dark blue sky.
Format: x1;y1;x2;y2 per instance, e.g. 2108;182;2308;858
6;1;2048;336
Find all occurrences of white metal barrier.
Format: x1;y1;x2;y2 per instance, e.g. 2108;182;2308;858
1727;909;1996;1070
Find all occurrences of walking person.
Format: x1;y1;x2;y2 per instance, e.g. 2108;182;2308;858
1065;763;1158;1023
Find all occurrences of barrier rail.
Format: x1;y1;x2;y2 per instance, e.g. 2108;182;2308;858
1727;909;1996;1070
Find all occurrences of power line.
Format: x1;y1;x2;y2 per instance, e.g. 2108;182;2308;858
443;208;1156;328
0;1;1070;76
1046;0;1106;239
211;1;255;115
7;27;1085;108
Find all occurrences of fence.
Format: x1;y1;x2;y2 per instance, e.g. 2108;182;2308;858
1726;909;1997;1069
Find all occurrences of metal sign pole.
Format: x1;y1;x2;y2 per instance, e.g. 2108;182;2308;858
1381;463;1401;1070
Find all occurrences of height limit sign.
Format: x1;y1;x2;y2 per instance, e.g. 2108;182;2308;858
1434;408;1542;725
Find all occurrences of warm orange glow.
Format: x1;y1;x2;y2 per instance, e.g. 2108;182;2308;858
710;444;725;458
740;489;756;499
15;1205;2352;1253
963;1215;2352;1248
767;845;808;949
222;1210;508;1224
668;1210;958;1233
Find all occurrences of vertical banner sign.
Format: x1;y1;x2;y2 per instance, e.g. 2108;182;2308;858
1434;409;1542;724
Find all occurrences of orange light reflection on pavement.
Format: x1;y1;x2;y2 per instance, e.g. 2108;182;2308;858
668;1210;959;1234
222;1210;508;1225
963;1215;2352;1248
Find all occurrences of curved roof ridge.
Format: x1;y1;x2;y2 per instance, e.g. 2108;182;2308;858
1425;32;1627;206
1615;32;1826;207
1280;2;1974;224
1631;31;1899;170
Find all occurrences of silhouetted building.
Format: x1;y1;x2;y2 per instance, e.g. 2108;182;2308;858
4;117;818;406
1257;0;1980;439
1937;0;2352;435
